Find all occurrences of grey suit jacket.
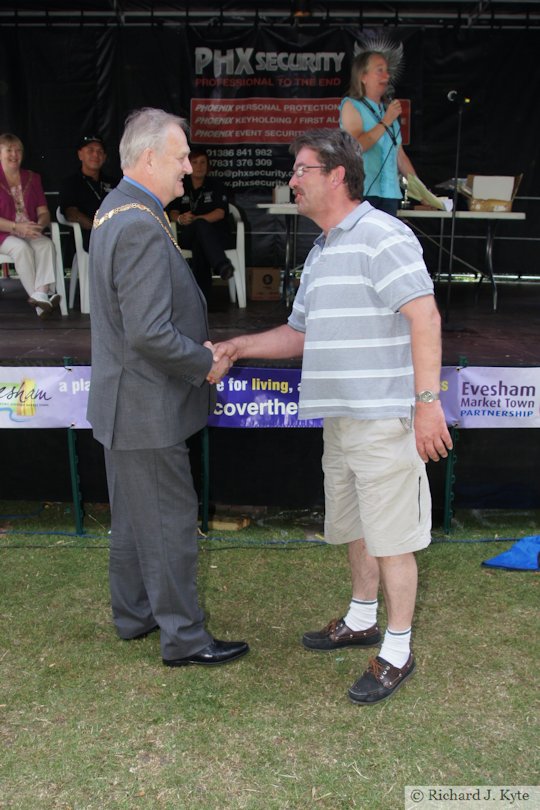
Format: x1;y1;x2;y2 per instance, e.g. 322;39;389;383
87;178;214;450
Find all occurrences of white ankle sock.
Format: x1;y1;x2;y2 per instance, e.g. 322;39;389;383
379;628;412;668
344;598;378;631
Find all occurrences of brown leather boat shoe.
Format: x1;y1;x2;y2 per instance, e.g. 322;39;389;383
348;654;416;704
302;617;381;651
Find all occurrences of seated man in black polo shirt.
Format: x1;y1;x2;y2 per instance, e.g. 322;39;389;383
166;148;234;302
59;135;114;250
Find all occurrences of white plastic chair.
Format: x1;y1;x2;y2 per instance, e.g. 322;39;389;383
48;222;69;316
171;203;246;308
56;206;89;313
0;223;68;316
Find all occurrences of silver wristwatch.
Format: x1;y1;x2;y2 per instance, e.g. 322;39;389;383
415;390;440;403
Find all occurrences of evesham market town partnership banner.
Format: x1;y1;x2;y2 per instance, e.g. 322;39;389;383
1;366;539;430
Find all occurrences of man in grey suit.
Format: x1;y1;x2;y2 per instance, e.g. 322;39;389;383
87;108;248;667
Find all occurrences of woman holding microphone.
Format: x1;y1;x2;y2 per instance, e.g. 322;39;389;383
340;46;417;216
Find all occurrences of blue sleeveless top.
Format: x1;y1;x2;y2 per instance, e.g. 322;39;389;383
339;96;402;199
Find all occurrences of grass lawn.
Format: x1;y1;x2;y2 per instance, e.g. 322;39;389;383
0;502;538;809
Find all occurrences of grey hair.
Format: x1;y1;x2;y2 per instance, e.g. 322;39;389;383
119;108;188;170
289;128;365;202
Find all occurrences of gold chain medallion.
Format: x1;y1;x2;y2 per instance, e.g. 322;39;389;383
93;203;182;254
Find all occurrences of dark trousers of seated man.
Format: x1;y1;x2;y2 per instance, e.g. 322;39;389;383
178;219;234;301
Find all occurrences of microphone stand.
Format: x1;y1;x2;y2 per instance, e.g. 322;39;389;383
444;100;466;323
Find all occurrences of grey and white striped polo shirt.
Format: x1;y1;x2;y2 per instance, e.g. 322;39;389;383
288;201;434;422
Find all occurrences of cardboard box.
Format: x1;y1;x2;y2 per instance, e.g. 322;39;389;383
462;174;522;212
247;267;281;301
273;185;291;203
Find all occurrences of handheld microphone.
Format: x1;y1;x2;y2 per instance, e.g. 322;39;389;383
447;90;471;105
384;86;400;129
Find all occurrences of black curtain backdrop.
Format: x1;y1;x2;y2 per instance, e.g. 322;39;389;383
0;23;538;269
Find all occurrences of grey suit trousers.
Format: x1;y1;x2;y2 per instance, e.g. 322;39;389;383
104;441;212;660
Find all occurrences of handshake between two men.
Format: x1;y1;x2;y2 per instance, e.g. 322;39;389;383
203;324;304;387
204;338;241;385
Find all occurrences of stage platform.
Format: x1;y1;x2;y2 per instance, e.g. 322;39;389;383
1;276;540;368
2;276;540;516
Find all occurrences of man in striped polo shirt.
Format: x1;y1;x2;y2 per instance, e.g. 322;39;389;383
214;128;452;704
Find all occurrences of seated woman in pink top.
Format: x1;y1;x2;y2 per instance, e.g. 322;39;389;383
0;133;60;317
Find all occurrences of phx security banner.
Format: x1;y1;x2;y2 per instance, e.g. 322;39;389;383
185;27;412;190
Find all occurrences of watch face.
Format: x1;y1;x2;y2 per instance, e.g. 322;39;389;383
423;392;434;402
417;390;437;403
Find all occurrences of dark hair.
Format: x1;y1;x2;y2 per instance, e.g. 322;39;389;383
289;128;365;201
189;148;209;161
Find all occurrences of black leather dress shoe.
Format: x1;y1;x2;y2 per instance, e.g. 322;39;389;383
163;638;249;667
217;259;235;281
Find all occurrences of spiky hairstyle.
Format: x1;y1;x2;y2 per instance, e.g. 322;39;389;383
348;35;405;99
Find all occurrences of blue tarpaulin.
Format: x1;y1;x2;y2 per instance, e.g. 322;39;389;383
482;535;540;571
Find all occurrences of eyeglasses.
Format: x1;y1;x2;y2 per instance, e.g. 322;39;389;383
290;165;325;178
